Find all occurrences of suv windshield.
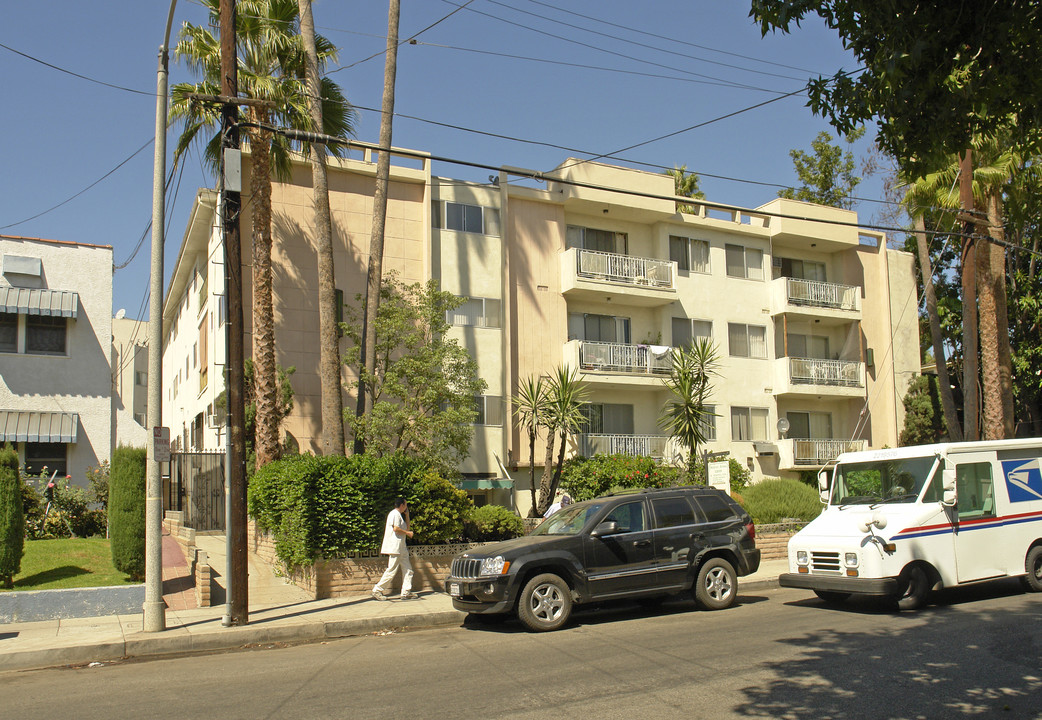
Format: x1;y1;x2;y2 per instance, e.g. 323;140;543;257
831;455;938;506
530;502;606;535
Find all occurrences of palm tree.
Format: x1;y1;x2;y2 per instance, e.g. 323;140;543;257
513;375;547;516
659;338;719;480
665;164;705;214
537;366;589;516
171;0;354;468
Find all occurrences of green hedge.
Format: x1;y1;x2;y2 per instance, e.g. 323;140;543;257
464;504;525;542
738;477;823;524
248;452;474;568
109;445;147;581
558;455;683;501
0;447;25;587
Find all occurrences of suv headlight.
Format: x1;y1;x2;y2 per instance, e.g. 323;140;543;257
480;556;510;576
796;550;809;566
845;552;859;568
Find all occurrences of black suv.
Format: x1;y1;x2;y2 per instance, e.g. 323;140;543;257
446;486;760;631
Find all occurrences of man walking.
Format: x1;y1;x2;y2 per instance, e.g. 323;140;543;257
372;497;418;600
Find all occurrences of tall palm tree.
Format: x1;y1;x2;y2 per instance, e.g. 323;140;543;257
665;164;705;214
659;338;719;480
513;375;547;516
537;366;589;515
171;0;354;468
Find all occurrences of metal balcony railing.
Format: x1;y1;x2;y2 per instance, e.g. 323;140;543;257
792;439;867;465
789;358;863;387
786;278;860;311
579;341;673;375
576;249;674;289
579;433;670;458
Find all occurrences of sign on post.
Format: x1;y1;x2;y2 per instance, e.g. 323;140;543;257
707;460;730;494
152;426;171;463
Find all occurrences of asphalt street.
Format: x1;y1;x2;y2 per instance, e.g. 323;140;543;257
3;582;1040;720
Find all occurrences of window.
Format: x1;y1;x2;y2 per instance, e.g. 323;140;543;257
728;323;767;358
651;496;696;528
956;462;996;519
672;317;712;347
24;442;67;476
26;315;66;355
725;243;764;280
692;495;737;523
700;404;717;441
778;258;826;282
566;226;627;254
136;370;148;386
669;236;709;273
731;407;769;441
604;501;646;532
134;412;146;426
448;297;501;328
569;313;631;343
473;395;504;426
0;312;16;353
786;411;832;439
787;333;829;359
434;200;501;236
580;403;634;434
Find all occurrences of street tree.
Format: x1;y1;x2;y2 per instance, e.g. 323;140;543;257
778;128;863;209
659;339;719;480
513;375;547;516
537;366;589;516
341;275;486;475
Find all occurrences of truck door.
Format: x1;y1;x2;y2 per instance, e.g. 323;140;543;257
584;499;657;598
650;494;703;590
953;455;1006;582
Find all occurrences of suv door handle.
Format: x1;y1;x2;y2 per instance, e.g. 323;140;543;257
691;533;705;542
633;539;652;548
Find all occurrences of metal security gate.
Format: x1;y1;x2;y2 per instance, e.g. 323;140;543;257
168;451;225;532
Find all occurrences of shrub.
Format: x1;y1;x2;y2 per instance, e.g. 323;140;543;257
109;445;147;580
559;455;683;501
0;447;25;588
687;458;752;493
464;505;525;542
408;471;471;545
738;477;823;524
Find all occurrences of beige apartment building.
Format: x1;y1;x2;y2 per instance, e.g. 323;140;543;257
162;144;919;516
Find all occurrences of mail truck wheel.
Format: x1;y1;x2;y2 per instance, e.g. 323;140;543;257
896;565;929;611
1024;546;1042;593
694;558;737;610
517;573;572;632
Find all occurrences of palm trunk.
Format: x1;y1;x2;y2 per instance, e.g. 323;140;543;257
528;429;538;515
537;427;556;515
298;0;345;456
959;150;980;441
914;216;962;440
250;114;279;469
985;193;1014;437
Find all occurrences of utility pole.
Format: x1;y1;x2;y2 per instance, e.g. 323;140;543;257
220;0;249;625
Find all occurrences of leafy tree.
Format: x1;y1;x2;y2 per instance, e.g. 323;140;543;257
665;164;705;213
778;128;863;209
109;446;147;581
342;274;486;474
513;375;547;515
536;366;590;516
0;447;24;588
172;0;354;470
660;339;719;479
900;375;947;446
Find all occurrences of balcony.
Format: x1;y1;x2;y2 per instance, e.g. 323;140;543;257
579;433;672;459
561;248;677;307
563;340;673;389
770;277;861;323
774;357;865;398
778;438;867;470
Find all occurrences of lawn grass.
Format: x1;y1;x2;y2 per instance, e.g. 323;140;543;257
1;537;136;592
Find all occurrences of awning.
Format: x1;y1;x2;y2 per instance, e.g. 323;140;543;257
460;478;514;490
0;410;79;443
0;287;79;318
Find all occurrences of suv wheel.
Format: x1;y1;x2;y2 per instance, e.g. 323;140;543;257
517;573;572;632
694;558;737;610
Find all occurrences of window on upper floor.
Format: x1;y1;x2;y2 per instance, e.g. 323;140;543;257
136;370;147;387
786;411;832;439
566;226;628;255
26;315;67;355
725;243;764;280
433;200;501;236
568;313;631;343
580;403;634;434
787;333;830;359
728;323;767;358
731;406;769;441
669;236;710;274
672;317;712;347
448;297;502;328
0;312;16;353
777;257;826;282
472;395;504;426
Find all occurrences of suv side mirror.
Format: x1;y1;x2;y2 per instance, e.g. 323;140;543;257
817;469;830;504
591;521;620;538
941;468;957;507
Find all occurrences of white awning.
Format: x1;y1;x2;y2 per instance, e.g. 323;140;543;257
0;287;79;318
0;410;79;443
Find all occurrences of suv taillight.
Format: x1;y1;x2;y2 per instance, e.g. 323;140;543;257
745;522;756;541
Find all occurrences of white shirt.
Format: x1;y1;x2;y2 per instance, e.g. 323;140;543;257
379;507;408;555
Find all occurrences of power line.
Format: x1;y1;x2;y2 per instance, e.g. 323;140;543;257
0;41;156;97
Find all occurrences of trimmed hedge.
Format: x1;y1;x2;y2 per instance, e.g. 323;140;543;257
0;447;25;588
464;504;525;542
109;445;147;581
738;477;823;524
558;455;683;501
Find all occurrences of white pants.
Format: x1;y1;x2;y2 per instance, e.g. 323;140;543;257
373;550;414;596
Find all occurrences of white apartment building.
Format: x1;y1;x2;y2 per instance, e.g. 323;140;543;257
0;235;114;485
111;314;150;450
163;146;919;515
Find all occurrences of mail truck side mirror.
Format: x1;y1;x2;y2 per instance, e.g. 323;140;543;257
941;468;957;507
817;469;830;504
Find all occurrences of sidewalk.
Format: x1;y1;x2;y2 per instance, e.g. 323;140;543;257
0;552;787;674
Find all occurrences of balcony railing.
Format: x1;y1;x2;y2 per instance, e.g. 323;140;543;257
579;341;673;375
789;358;863;387
786;278;860;312
576;249;674;289
579;433;670;459
791;438;867;465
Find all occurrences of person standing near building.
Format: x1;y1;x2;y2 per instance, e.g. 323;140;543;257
372;497;418;600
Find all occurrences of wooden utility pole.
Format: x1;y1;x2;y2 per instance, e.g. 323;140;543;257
959;149;980;442
220;0;249;625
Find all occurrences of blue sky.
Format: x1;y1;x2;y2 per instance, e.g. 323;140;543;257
0;1;885;320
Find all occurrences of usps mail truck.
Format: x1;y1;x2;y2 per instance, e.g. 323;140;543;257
780;438;1042;609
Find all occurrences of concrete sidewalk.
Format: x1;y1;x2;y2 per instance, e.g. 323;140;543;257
0;559;787;674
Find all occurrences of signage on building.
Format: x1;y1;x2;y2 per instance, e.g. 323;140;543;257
707;459;730;494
